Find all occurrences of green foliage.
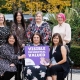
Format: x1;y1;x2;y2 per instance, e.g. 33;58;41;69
46;13;58;29
70;46;80;66
62;8;80;45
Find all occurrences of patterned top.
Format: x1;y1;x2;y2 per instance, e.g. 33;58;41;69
11;23;26;47
0;26;10;45
0;44;20;75
24;43;47;80
26;21;51;44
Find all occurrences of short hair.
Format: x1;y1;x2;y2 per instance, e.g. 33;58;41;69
31;33;43;44
35;11;43;17
57;13;66;21
52;33;63;46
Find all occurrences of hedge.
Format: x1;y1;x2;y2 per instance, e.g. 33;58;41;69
70;45;80;67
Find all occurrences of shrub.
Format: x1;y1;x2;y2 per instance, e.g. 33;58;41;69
70;46;80;67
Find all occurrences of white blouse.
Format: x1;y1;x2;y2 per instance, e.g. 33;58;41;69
52;22;71;45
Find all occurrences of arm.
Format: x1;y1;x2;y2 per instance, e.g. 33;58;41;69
49;46;67;67
11;23;16;35
57;46;67;65
1;45;25;62
64;24;71;44
26;24;32;42
43;22;52;44
52;27;54;36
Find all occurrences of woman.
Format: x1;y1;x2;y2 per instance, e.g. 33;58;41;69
0;13;10;45
47;33;70;80
26;11;51;45
11;11;26;80
0;34;25;80
52;13;71;49
24;33;47;80
11;11;26;48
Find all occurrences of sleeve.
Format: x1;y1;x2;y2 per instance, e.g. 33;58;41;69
43;22;52;44
52;26;56;36
1;45;19;62
64;24;71;42
52;27;54;36
26;24;32;42
11;23;16;35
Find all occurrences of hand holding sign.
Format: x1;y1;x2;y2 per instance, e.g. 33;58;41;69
25;46;49;66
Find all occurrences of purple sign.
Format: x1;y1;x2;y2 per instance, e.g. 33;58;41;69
25;46;49;65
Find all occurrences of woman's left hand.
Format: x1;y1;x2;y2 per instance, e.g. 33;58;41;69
49;64;53;67
10;63;15;67
49;63;57;67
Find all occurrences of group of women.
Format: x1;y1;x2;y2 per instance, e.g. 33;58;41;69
0;11;71;80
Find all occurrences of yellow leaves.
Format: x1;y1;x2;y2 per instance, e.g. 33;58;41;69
46;0;71;13
1;0;71;14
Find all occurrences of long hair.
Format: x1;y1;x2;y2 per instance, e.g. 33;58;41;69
6;33;20;54
0;13;6;26
14;11;25;30
52;33;63;46
31;33;43;44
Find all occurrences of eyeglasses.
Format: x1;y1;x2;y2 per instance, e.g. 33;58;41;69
57;17;62;19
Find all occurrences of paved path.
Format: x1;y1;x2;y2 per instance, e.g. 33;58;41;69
65;69;80;80
11;69;80;80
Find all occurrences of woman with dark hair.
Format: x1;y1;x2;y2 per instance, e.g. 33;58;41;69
46;33;70;80
24;33;47;80
0;13;10;45
31;32;43;45
11;11;26;48
0;34;25;80
11;11;27;80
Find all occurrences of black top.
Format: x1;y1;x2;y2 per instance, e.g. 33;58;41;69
49;45;70;78
0;26;10;45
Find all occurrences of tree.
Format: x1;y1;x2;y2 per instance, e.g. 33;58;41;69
0;0;71;14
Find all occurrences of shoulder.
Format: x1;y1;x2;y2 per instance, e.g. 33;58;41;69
42;21;50;26
64;23;71;27
29;20;36;26
4;26;10;30
60;45;66;51
0;44;7;49
43;21;48;24
53;25;58;29
26;43;33;46
11;23;16;27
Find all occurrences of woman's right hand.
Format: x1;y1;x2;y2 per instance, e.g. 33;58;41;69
18;54;26;59
21;54;26;59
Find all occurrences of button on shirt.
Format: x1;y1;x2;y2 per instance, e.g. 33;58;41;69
52;22;71;45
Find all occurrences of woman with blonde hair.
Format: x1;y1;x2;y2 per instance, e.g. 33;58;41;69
0;13;10;45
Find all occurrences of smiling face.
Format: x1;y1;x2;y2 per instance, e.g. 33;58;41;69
33;34;40;45
53;35;59;45
0;14;4;25
16;12;22;23
8;35;15;45
35;13;43;23
56;15;64;24
56;13;66;25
